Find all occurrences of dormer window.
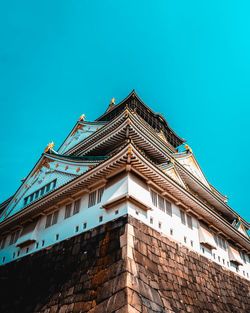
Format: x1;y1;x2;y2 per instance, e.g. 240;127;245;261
23;180;57;207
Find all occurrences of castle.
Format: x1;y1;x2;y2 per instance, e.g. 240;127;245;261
0;91;249;312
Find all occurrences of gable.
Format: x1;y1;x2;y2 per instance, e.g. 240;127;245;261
160;164;186;188
175;153;211;189
236;222;249;238
58;121;105;154
0;155;99;222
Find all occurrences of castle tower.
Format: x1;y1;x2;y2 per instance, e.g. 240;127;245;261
0;91;249;312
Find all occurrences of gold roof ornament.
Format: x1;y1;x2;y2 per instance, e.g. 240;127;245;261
184;144;193;153
110;97;115;105
44;141;55;153
78;114;86;122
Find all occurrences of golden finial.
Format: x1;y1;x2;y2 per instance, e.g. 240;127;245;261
78;114;86;122
44;141;55;153
184;144;192;153
110;97;115;105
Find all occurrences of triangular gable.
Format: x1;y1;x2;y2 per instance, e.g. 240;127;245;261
0;154;99;222
58;121;105;154
236;221;249;238
175;153;211;189
160;163;186;188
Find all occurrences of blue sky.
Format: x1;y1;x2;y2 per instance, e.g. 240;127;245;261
0;1;249;221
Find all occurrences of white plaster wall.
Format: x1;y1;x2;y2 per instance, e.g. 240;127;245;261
1;173;249;281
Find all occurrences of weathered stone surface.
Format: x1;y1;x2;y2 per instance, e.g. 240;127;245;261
0;215;249;313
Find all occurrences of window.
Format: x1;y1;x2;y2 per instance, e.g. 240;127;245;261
24;197;28;206
45;214;52;228
187;215;193;229
191;240;193;247
115;209;119;215
97;187;104;203
52;180;56;189
150;217;153;224
158;195;165;212
180;210;186;225
73;199;80;215
165;200;172;216
36;242;39;249
158;222;162;229
45;211;58;228
99;216;103;222
17;251;20;256
170;229;173;236
184;236;187;243
46;183;50;193
75;226;79;232
65;204;72;219
202;247;205;253
9;230;20;245
35;191;39;199
26;247;29;253
83;222;87;229
30;194;34;202
0;237;6;250
40;186;45;196
88;191;97;208
42;240;45;246
2;257;5;262
150;190;157;207
218;256;221;262
52;211;58;225
240;251;246;264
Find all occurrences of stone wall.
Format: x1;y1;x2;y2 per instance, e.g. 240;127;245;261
0;215;249;313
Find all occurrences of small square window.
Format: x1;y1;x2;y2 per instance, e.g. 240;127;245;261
99;216;103;223
56;234;59;240
150;217;153;224
170;229;173;236
2;257;5;262
247;273;249;278
190;240;193;247
213;253;216;259
184;236;187;243
36;242;39;249
42;240;45;247
158;222;162;229
136;210;139;215
17;250;20;257
115;209;119;215
227;261;229;267
75;226;79;232
243;271;245;276
202;247;205;253
83;222;87;229
26;247;29;254
223;259;225;265
218;256;221;262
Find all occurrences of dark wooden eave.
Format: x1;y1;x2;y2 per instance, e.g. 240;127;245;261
96;90;185;148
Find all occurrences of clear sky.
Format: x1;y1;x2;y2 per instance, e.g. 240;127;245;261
0;1;249;221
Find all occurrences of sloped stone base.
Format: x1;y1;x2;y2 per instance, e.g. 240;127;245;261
0;215;249;313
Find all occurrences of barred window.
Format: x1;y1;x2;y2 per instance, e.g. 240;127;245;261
180;210;186;225
187;215;193;229
24;197;28;206
88;191;97;208
46;211;58;228
213;233;218;245
158;195;165;212
65;204;72;219
52;211;59;225
150;190;157;207
165;200;172;216
97;187;104;203
73;199;81;215
46;183;50;193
